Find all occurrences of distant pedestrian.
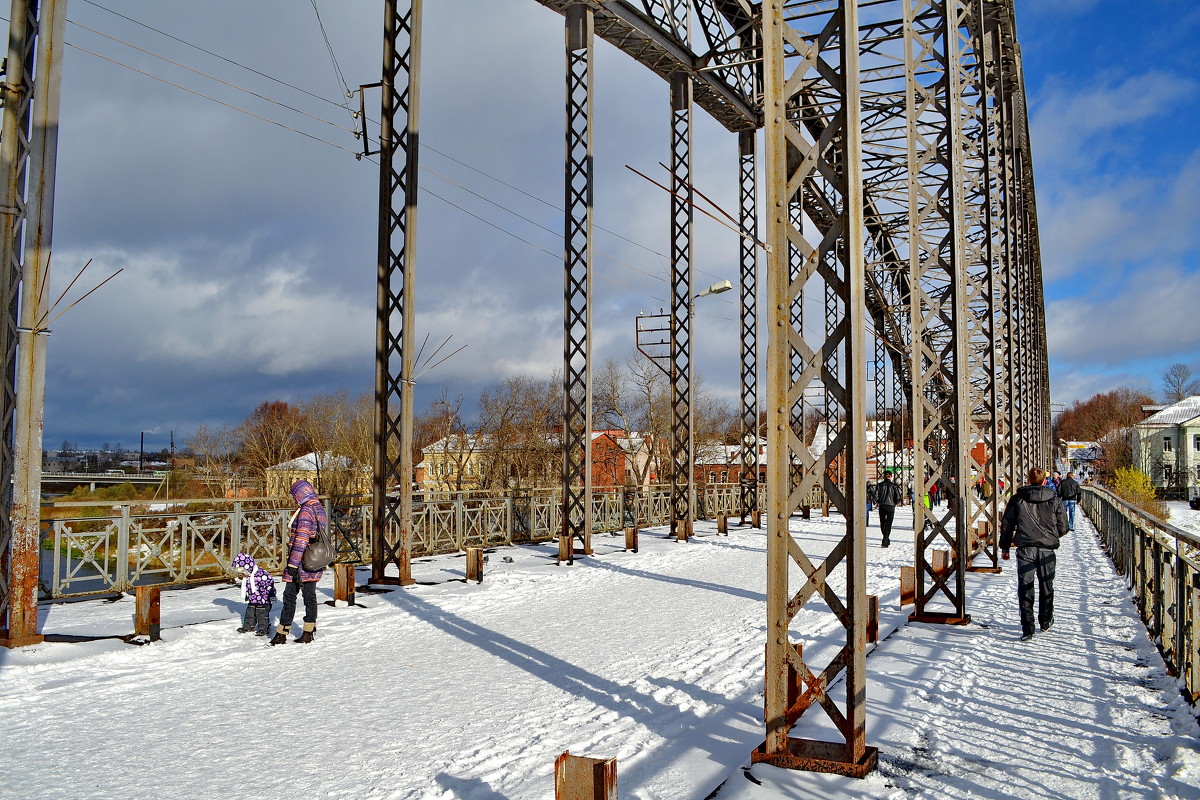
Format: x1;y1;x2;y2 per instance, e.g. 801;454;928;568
1057;471;1081;531
1000;468;1069;641
865;480;877;526
270;479;328;645
875;470;904;547
233;552;276;636
1045;471;1060;493
930;480;942;507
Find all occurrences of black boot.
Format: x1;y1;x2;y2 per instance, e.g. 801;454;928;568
295;623;315;644
269;625;288;646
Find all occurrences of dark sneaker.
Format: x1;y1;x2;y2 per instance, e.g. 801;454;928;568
1020;632;1034;641
236;627;253;633
1040;622;1053;632
255;631;268;636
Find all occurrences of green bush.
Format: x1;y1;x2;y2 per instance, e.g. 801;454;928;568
1111;467;1167;520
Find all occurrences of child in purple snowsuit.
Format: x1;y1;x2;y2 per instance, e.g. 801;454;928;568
232;552;276;636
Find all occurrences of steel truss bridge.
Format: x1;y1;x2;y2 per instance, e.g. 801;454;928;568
1;0;1049;778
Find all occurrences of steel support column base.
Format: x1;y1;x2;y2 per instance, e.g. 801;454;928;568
967;566;1002;574
0;631;44;648
751;739;878;778
907;612;972;626
371;575;415;587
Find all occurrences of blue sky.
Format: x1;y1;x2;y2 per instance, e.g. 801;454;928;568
1020;0;1200;405
35;0;1200;450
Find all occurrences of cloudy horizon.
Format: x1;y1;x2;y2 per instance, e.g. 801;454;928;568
34;0;1200;450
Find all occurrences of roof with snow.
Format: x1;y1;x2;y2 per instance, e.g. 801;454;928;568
1137;396;1200;427
266;451;363;471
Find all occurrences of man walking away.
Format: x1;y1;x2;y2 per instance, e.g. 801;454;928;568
875;470;903;547
1000;468;1069;641
1057;471;1081;531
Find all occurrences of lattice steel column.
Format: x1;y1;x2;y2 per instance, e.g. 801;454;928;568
904;0;970;624
952;0;1000;570
561;4;594;561
668;67;694;537
980;0;1014;503
757;0;877;777
0;0;39;646
372;0;422;586
737;129;758;523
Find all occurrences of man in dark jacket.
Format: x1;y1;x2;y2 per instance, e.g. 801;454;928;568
875;470;903;547
1000;468;1069;641
1057;471;1081;531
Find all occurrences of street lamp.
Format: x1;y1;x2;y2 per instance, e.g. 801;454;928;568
693;279;733;301
635;277;733;537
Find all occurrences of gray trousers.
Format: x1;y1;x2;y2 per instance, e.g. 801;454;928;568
280;579;318;627
242;603;271;635
1016;546;1056;635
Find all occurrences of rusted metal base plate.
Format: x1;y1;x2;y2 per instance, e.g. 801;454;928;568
751;739;878;778
0;632;44;648
371;576;415;587
967;566;1002;574
908;612;972;625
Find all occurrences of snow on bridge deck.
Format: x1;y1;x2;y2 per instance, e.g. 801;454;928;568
0;507;1196;799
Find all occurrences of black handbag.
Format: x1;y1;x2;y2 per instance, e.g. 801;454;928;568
301;518;335;571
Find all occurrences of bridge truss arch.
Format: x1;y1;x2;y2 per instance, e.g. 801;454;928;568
0;0;1051;778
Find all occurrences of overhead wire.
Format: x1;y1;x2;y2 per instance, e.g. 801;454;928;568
72;2;736;294
77;0;348;116
308;0;358;128
64;17;358;138
63;39;362;157
55;5;740;323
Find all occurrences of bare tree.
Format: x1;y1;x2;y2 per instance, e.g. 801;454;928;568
186;424;239;496
414;391;475;493
297;391;372;497
1162;363;1200;403
475;374;559;491
236;401;309;492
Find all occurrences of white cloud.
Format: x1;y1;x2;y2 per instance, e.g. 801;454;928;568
1047;264;1200;366
1030;71;1194;168
1039;147;1200;281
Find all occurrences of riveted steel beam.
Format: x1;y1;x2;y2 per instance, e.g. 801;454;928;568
756;0;877;777
372;0;422;587
738;129;759;522
561;3;595;561
668;60;694;537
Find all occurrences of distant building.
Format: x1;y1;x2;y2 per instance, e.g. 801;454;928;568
1133;396;1200;494
1063;441;1102;481
265;451;370;497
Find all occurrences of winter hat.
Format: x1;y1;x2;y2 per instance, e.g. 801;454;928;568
232;552;255;572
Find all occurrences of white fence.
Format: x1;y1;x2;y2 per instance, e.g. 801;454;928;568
41;483;782;599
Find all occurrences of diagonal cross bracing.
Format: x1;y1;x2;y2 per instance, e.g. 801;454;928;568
561;4;595;561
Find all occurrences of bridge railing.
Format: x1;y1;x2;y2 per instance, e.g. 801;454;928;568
39;483;773;600
1081;486;1200;705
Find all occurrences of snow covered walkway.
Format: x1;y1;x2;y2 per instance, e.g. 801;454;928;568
0;507;1197;800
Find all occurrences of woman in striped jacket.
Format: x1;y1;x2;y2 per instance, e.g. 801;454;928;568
270;479;328;645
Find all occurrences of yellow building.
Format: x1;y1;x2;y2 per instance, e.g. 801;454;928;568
265;451;371;498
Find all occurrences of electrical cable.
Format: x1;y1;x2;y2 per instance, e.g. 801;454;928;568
65;39;362;156
73;3;734;293
65;17;358;138
78;0;348;115
308;0;358;126
53;9;740;323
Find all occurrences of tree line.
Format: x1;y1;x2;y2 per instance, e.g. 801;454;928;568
186;354;741;496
